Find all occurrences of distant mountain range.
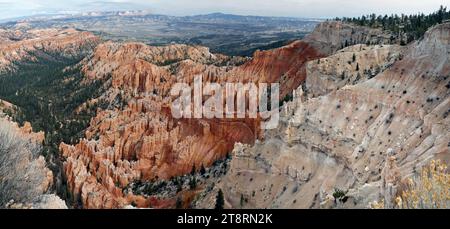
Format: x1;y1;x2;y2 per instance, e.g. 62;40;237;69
0;11;321;56
1;11;323;23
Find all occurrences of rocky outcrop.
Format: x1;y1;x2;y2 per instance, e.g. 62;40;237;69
61;40;262;208
226;21;396;99
0;99;15;118
6;194;68;209
0;100;66;208
0;28;99;73
57;20;405;208
194;23;450;209
381;148;401;209
304;21;397;54
0;103;45;143
305;44;404;98
235;40;326;98
0;117;66;208
81;41;246;81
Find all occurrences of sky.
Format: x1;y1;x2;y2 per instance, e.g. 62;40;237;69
0;0;448;20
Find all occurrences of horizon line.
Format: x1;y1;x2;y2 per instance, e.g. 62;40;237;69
1;8;446;23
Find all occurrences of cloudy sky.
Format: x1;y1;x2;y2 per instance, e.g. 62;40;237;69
0;0;448;20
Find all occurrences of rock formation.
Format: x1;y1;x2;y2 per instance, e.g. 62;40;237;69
2;19;447;209
6;194;68;209
60;41;262;208
304;21;398;54
0;117;66;209
194;22;450;209
381;148;401;209
58;20;412;208
305;44;404;98
0;28;99;73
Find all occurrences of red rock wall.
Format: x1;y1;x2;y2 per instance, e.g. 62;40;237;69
59;23;343;208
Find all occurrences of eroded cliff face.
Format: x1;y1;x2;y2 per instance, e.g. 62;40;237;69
0;114;66;209
0;100;45;143
0;28;99;73
236;40;326;98
57;20;403;208
304;21;398;54
305;44;404;98
0;16;444;210
194;23;450;209
60;42;262;208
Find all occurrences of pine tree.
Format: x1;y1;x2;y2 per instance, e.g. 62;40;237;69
356;63;359;71
176;182;183;193
215;189;225;209
200;164;206;175
176;197;183;209
189;177;197;190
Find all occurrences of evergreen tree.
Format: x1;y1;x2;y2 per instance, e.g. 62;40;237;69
189;177;197;190
176;197;183;209
215;189;225;209
176;182;183;193
240;194;245;208
340;6;450;44
200;164;206;175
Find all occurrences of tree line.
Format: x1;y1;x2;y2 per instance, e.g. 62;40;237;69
335;5;450;44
